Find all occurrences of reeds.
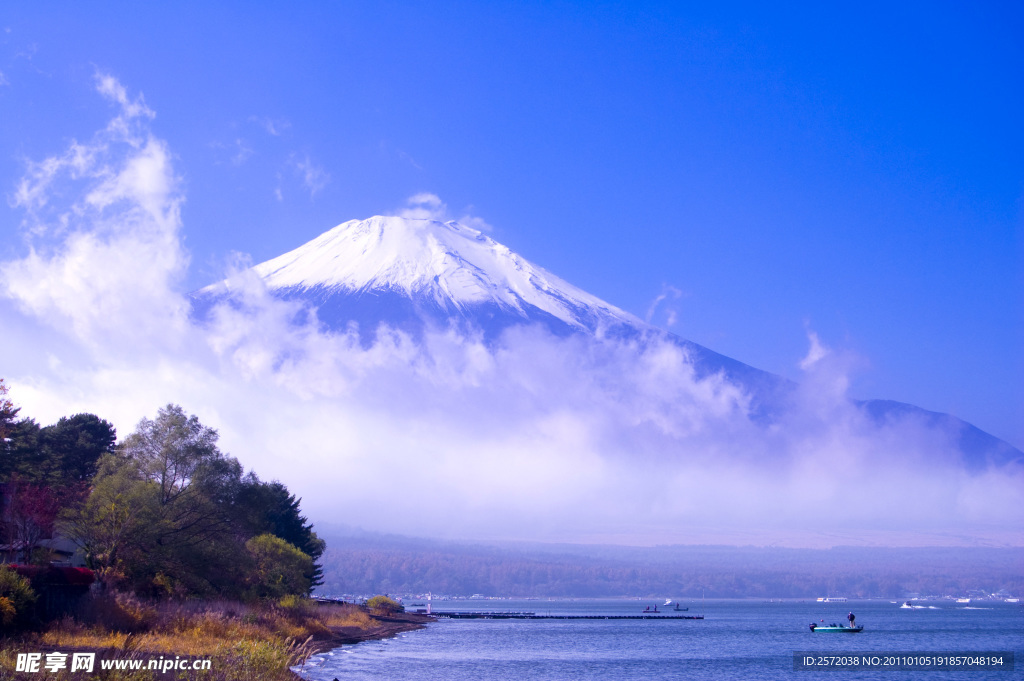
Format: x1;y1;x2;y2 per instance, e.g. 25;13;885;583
0;594;383;680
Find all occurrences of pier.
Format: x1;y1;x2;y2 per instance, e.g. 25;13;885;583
431;611;704;620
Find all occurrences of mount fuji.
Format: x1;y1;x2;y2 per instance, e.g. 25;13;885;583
197;215;638;339
193;214;1020;471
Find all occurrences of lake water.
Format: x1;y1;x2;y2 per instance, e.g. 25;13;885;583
294;599;1022;680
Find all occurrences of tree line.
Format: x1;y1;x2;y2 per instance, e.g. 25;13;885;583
317;536;1024;598
0;379;323;601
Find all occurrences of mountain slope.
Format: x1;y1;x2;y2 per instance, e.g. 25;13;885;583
193;214;1021;469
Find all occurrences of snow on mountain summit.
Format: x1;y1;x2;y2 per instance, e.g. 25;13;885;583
204;215;639;331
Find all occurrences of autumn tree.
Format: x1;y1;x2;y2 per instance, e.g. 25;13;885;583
2;478;63;563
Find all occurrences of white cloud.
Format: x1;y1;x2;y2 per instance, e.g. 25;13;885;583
210;138;254;166
645;284;684;328
399;192;446;219
397;148;423;170
799;329;829;369
95;72;154;121
398;194;495;232
250;116;290;136
1;79;1021;548
291;154;329;196
2;75;187;350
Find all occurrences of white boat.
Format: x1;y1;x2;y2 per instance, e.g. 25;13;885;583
664;599;673;606
1005;598;1019;603
816;597;848;603
956;597;971;604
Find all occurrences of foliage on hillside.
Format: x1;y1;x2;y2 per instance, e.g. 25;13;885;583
317;536;1024;598
0;381;324;604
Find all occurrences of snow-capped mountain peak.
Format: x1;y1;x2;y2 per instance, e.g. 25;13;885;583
203;215;639;330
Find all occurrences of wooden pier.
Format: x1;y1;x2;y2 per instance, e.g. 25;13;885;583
432;611;704;620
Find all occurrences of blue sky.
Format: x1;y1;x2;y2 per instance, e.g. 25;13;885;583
1;1;1021;450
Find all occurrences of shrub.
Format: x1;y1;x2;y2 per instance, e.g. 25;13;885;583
365;595;403;615
231;639;292;681
0;566;37;628
245;534;313;599
0;596;15;625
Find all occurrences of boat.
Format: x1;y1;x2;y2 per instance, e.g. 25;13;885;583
956;597;971;604
672;603;688;611
664;599;673;606
1005;598;1019;603
809;623;863;632
642;605;660;613
816;596;848;603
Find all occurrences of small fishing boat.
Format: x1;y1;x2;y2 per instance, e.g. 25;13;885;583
812;608;861;632
809;623;863;632
672;603;688;611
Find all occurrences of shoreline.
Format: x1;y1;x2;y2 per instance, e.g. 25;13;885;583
290;610;434;678
0;599;435;680
318;610;434;646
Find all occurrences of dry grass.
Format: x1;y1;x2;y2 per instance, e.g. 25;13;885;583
0;594;406;680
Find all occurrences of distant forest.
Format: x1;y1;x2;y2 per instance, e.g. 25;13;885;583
317;531;1023;598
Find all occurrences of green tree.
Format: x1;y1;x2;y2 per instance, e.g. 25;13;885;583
0;379;16;443
62;404;326;600
245;534;313;599
0;418;40;483
61;454;161;578
39;414;116;483
123;404;232;505
0;383;112;562
234;478;325;592
63;405;246;596
0;395;114;487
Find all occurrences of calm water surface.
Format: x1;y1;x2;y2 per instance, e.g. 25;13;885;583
294;599;1022;680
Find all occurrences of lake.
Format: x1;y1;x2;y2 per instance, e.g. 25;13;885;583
294;598;1021;680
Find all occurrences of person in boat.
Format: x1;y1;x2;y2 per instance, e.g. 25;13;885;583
847;612;856;628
